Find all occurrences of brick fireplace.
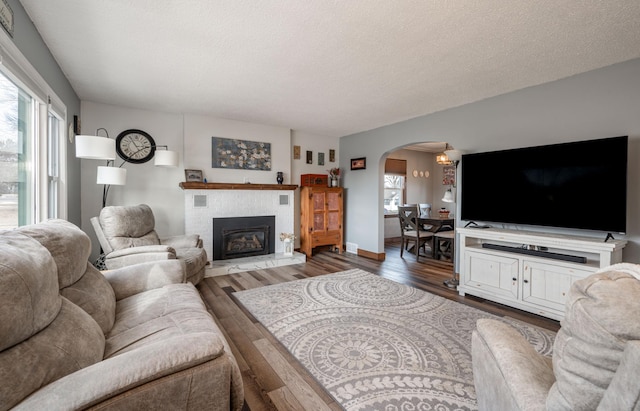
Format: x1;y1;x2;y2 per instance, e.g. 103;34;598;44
181;182;298;265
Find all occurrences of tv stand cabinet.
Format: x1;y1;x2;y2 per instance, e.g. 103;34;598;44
457;227;627;320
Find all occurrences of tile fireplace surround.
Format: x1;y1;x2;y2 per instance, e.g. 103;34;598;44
180;182;305;276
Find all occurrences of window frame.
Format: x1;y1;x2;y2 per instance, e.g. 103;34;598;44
1;30;68;225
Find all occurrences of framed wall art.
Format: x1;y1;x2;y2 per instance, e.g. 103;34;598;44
293;145;301;159
306;150;313;164
351;157;366;170
211;137;271;170
443;165;456;185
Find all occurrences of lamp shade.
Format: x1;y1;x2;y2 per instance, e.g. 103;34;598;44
76;135;116;160
442;188;455;203
154;150;179;167
444;149;462;162
97;166;127;185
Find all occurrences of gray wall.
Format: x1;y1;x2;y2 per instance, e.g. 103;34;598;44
7;0;81;225
340;58;640;262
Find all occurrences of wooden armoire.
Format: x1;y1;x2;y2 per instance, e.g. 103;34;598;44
300;186;343;257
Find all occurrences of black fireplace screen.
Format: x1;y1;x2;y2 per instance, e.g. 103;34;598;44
213;216;275;260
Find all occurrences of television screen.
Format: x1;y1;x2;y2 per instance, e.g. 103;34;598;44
460;136;628;233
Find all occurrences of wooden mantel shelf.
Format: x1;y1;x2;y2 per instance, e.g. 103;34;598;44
179;182;298;191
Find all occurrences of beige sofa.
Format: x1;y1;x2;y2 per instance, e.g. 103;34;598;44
0;220;243;410
472;263;640;411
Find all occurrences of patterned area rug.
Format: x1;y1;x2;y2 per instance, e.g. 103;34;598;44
234;269;555;410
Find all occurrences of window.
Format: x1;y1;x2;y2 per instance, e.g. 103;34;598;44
0;37;67;228
384;174;405;215
383;158;407;215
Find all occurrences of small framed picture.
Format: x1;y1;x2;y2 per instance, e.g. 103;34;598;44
443;165;456;185
306;150;313;164
350;157;366;170
329;149;335;162
318;152;325;166
293;145;301;159
185;169;203;182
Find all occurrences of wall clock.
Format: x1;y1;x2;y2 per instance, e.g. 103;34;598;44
116;129;156;164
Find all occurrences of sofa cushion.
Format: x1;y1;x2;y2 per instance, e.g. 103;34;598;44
105;283;220;358
547;264;640;410
0;298;105;410
100;204;161;250
60;263;116;334
0;230;105;410
16;219;91;288
0;232;60;351
17;219;117;334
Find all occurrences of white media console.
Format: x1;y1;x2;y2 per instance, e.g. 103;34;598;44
457;227;627;321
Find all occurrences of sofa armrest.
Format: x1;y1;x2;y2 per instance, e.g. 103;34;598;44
160;234;202;249
107;244;176;258
12;333;229;411
597;340;640;411
104;245;177;270
472;319;555;411
103;260;186;300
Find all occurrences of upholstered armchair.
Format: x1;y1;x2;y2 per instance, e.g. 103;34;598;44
91;204;207;284
472;263;640;411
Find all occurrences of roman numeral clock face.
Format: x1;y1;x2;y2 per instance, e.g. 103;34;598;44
116;129;156;164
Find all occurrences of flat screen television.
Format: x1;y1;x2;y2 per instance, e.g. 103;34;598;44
460;136;628;234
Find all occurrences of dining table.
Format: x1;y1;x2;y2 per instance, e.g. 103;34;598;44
418;215;455;233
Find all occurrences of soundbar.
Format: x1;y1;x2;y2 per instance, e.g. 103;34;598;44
481;243;587;264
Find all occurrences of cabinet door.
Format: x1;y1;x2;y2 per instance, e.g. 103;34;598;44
465;250;519;299
326;191;342;232
522;260;593;312
311;191;326;233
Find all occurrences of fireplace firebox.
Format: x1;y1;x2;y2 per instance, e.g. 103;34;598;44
212;216;275;260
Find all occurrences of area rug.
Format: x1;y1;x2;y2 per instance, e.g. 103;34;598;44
233;269;556;410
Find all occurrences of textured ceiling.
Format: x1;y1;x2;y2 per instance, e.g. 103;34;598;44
20;1;640;137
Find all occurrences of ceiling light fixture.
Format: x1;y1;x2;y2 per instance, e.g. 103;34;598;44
436;143;453;165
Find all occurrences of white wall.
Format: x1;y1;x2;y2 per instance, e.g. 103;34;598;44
80;102;185;260
291;130;341;247
291;130;340;185
183;114;291;184
81;103;339;259
340;58;640;263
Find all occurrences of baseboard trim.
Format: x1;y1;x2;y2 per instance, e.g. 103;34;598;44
357;248;386;261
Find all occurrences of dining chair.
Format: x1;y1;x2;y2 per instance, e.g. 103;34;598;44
398;205;434;260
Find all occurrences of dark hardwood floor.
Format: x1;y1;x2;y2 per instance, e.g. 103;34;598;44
197;239;560;411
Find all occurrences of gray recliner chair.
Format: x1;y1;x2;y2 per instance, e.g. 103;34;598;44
91;204;207;284
472;263;640;411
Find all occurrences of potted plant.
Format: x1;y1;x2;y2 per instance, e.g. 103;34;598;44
327;167;340;187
